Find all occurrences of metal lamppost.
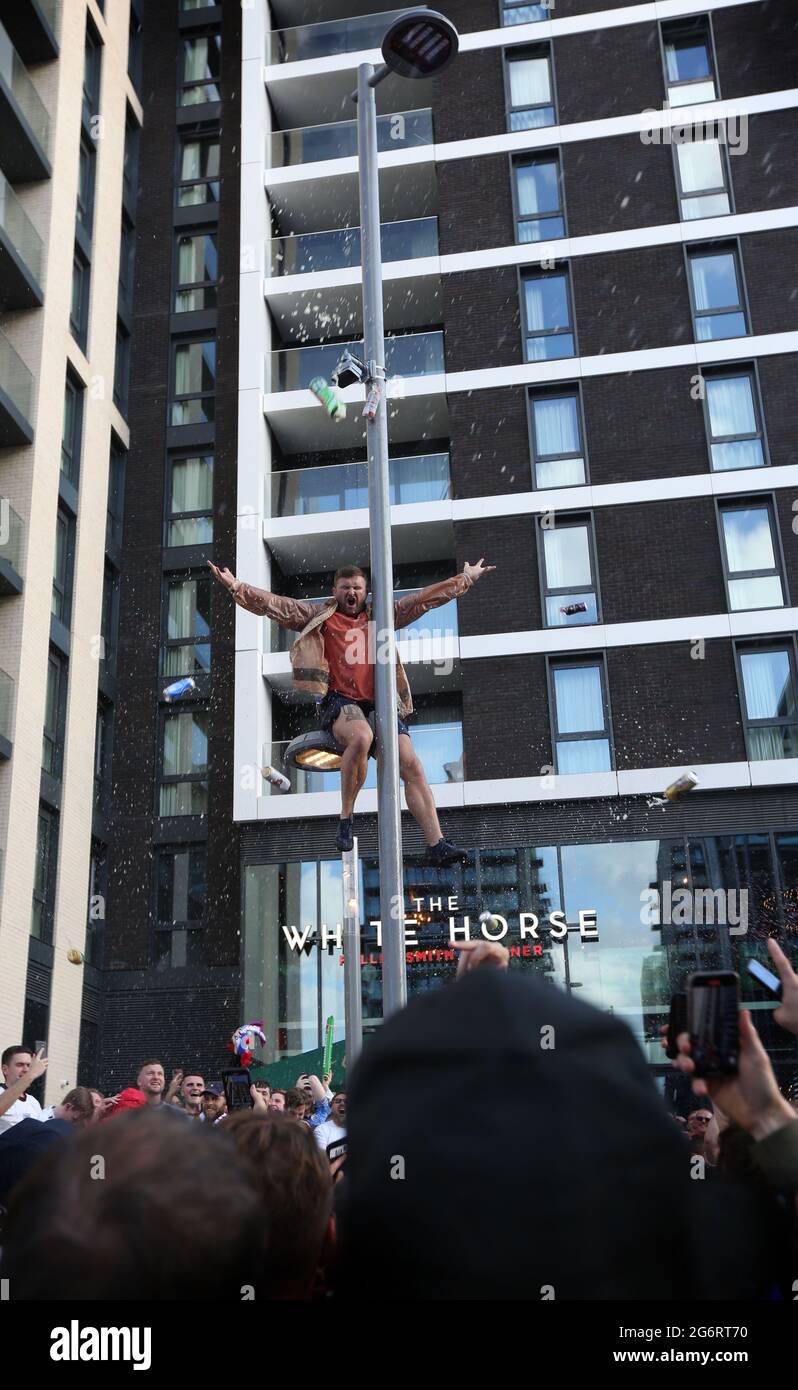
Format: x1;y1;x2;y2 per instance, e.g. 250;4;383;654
347;10;458;1019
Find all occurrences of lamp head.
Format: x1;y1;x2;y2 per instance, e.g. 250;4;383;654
381;9;459;81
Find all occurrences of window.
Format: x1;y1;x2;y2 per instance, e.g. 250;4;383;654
179;33;222;107
528;389;586;488
101;566;120;674
83;20;102;120
119;214;135;310
513;154;564;243
177;134;220;207
687;244;747;341
702;367;766;471
737;644;798;760
162;575;211;676
42;651;66;777
506;46;555;131
128;6;143;93
123;116;140;207
160;709;209;816
77;136;96;234
540;515;598;625
522;269;574;360
175;232;218;312
674;134;731;220
70;248;90;351
114;321;130;416
719;501;785;611
94;699;113;814
31;808;57;942
52;510;74;626
156;846;206;927
502;0;550;23
167;455;214;546
170;339;216;425
86;844;106;967
549;660;612;774
107;438;126;550
60;372;83;485
662;18;717;107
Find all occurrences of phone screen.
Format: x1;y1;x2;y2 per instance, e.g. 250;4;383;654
222;1068;252;1111
688;972;739;1077
747;958;782;998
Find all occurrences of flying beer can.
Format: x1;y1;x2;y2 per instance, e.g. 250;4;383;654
261;765;291;792
560;601;588;616
163;677;197;702
664;770;698;801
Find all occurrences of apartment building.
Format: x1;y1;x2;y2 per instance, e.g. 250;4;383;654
0;0;142;1105
86;0;798;1097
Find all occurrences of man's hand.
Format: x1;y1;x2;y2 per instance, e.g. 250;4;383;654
453;940;509;978
463;558;496;585
28;1048;49;1083
208;561;239;593
768;939;798;1036
670;1010;795;1141
165;1069;183;1101
250;1085;269;1114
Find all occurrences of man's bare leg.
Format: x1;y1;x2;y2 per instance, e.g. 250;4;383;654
398;734;441;846
332;705;373;820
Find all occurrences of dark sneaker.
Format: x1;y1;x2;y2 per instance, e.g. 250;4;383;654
424;837;469;867
335;817;354;853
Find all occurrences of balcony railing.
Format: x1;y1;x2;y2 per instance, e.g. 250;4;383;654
0;171;43;283
264;723;464;793
0;498;24;575
0;328;34;424
269;587;458;653
271;216;438;276
269;330;444;393
271;108;432;167
0;667;14;743
270;452;450;517
269;9;414;63
0;20;51;157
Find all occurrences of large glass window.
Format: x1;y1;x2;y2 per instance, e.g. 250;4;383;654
662;18;717;106
738;645;798;760
70;248;90;351
83;20;102;119
175;232;218;312
123;117;140;207
162;575;211;677
719;502;784;611
160;710;209;816
688;245;747;341
60;372;83;485
157;846;206;926
513;154;564;243
179;33;222;106
52;510;73;626
522;269;574;361
101;566;119;674
177;134;220;207
529;389;586;488
113;322;130;416
42;652;66;777
166;454;214;546
502;1;550;22
94;699;113;815
106;438;126;550
170;340;216;425
703;368;766;471
550;660;611;773
76;136;96;234
540;516;597;625
119;214;136;310
675;136;730;220
31;808;57;943
506;46;555;131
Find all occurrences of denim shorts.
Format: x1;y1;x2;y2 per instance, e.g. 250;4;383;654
318;693;409;757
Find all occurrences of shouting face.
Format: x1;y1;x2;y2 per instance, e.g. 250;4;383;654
334;574;367;617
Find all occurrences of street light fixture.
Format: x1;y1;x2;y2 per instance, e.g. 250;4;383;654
381;9;459;81
283;730;343;773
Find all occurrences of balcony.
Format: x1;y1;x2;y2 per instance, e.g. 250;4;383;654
269;9;410;63
271;216;438;276
0;20;51;180
0;328;34;444
0;665;13;756
270;451;450;516
271;108;432;168
0;171;43;308
269;329;444;393
0;497;24;594
0;0;59;63
263;723;464;794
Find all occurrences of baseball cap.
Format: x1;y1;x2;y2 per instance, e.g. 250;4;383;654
202;1082;224;1096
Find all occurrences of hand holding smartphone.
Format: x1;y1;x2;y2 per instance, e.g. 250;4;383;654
687;971;739;1077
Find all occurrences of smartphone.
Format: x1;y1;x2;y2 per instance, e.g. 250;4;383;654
687;971;739;1077
747;957;782;999
222;1068;252;1112
326;1137;347;1164
665;991;688;1059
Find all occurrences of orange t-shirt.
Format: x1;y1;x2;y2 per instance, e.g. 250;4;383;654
322;610;374;701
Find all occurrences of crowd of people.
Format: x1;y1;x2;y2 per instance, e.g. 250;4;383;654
0;938;796;1299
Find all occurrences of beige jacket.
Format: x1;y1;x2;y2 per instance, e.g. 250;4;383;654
233;571;473;717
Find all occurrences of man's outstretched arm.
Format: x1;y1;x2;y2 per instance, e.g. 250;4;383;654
394;558;496;630
208;561;319;631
